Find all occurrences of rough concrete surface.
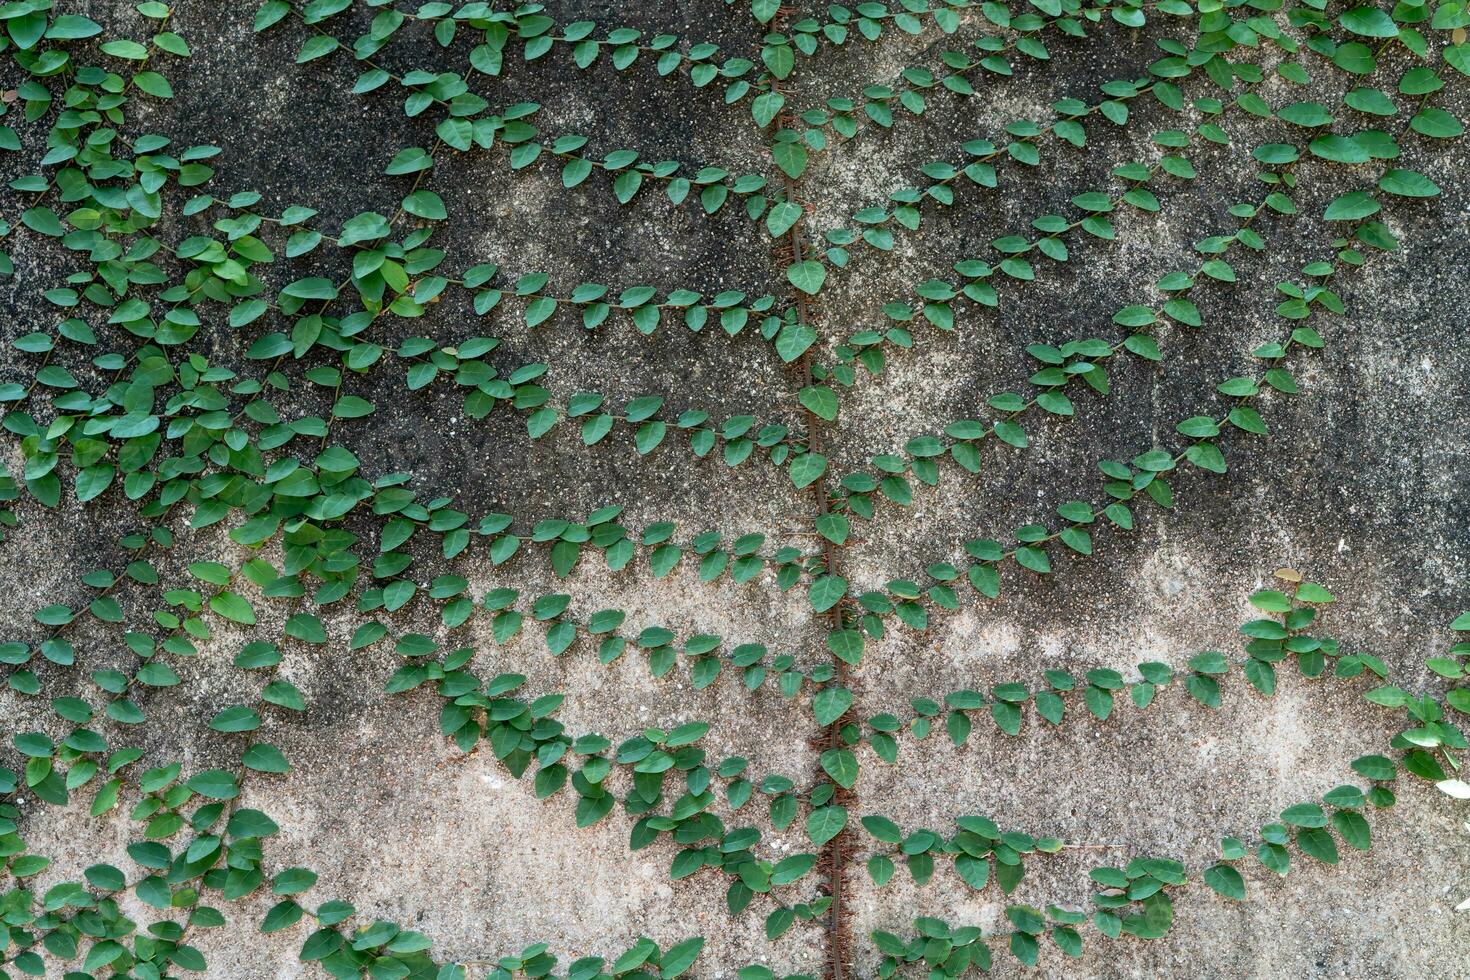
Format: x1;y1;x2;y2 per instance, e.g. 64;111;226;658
2;0;1469;977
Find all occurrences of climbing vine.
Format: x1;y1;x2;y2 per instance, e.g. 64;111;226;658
1;0;1468;977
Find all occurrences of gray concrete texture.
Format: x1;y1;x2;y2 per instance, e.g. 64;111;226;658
2;0;1469;977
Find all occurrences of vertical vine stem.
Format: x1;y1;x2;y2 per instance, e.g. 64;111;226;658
772;4;850;973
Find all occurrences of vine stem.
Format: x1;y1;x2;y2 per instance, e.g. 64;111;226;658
769;7;850;970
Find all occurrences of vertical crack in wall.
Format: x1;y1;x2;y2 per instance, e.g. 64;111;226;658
766;28;850;972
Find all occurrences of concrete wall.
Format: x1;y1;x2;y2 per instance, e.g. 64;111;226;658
3;1;1468;977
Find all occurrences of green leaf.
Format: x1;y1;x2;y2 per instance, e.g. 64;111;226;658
296;35;339;63
282;277;338;300
1281;802;1326;828
770;853;814;885
1323;191;1380;221
862;815;903;843
827;629;863;665
1449;44;1470;79
786;260;827;295
525;296;557;327
956;853;990;890
209;591;254;625
820;749;858;788
21;207;63;236
187;769;239;800
1294;582;1336;603
1411;107;1464;139
101;39;150;59
1339;6;1398;36
401;189;447;220
75;465;115;502
813;686;852;726
1378;169;1440;198
816;513;849;546
1331;810;1371;851
209;706;260;733
1297;827;1339;864
766;200;802;238
1249;589;1291;612
659;938;704;979
243;743;290;773
775;323;815;362
46;16;104;40
1014;546;1050;574
1351;754;1396;780
788;452;827;489
1203;863;1245;900
262;900;304;933
808;576;847;613
806;805;847;845
799;385;839;421
751;91;785;128
772;140;808;179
